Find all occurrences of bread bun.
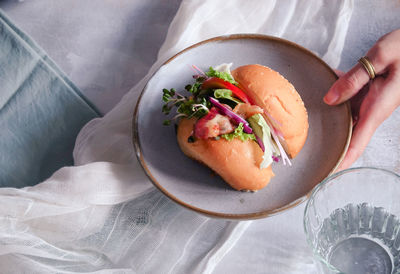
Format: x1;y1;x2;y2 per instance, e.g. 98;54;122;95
176;64;307;191
177;118;274;191
232;64;308;158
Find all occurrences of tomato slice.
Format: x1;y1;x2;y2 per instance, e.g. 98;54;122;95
201;77;252;104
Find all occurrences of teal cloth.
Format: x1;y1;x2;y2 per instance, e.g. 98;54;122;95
0;10;100;188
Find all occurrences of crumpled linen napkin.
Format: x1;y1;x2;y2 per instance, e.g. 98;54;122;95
0;1;353;273
0;10;100;188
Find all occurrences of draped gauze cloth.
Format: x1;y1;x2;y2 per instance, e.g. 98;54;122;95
0;1;353;273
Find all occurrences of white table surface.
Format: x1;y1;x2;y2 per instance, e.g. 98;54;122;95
1;1;400;273
1;1;400;113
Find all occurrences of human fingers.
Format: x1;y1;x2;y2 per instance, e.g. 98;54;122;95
323;30;400;106
337;109;380;171
349;84;370;126
333;69;345;77
324;55;386;105
337;72;400;170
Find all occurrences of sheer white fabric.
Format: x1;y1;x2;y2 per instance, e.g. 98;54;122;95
0;0;354;273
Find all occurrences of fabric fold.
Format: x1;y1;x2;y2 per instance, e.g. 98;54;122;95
0;10;100;188
0;1;354;272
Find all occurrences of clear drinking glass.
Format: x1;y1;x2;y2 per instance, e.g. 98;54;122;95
304;167;400;274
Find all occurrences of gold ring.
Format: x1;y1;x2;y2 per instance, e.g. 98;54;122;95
358;56;376;80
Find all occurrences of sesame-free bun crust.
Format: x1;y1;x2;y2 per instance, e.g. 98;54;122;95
176;64;307;191
232;64;308;158
177;118;274;191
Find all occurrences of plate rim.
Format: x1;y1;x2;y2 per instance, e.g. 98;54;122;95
132;33;352;220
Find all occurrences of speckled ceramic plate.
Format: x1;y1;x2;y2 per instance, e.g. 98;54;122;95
133;34;352;220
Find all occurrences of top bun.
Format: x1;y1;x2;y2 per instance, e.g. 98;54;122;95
232;64;308;158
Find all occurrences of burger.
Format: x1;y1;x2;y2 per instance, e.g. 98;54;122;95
161;63;308;191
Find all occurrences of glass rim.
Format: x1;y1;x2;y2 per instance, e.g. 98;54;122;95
303;166;400;272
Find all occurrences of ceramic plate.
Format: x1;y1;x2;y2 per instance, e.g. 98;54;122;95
133;34;352;220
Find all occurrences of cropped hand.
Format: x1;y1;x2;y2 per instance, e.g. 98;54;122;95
323;29;400;170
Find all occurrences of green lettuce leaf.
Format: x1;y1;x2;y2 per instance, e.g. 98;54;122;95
248;114;280;169
205;66;237;85
214;89;241;104
221;123;256;142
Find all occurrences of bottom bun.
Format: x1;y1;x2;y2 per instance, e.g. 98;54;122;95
177;118;274;191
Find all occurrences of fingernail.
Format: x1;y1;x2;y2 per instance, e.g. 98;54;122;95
323;89;339;104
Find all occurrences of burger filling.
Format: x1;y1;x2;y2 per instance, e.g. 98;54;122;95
194;107;234;139
161;63;291;168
